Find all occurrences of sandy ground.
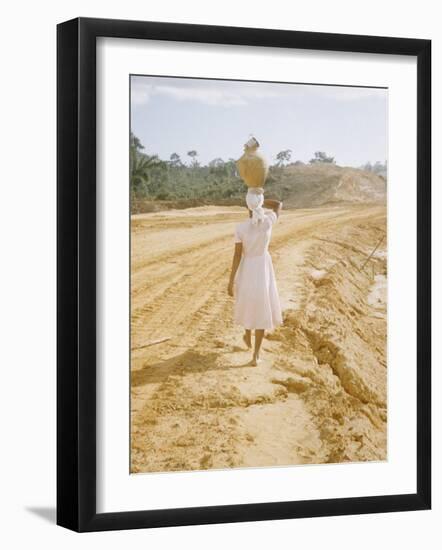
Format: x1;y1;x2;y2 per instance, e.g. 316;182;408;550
130;204;387;473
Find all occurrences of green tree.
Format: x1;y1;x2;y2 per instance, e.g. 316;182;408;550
187;150;199;167
130;132;165;197
130;132;144;169
275;149;292;167
208;157;227;177
209;157;224;168
309;151;335;164
131;154;163;194
169;152;183;167
130;132;144;151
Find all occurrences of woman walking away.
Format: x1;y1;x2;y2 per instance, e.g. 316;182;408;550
227;190;283;366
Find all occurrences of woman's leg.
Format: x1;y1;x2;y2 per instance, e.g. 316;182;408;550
243;329;252;348
253;329;265;364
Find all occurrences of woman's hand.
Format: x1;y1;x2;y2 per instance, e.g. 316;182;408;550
228;243;242;297
263;198;282;217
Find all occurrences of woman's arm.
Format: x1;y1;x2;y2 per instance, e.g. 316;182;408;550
227;243;243;296
263;198;283;218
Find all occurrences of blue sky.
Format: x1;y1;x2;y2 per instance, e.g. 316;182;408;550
130;75;387;167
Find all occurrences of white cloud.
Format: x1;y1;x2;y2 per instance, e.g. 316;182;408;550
131;76;386;107
131;78;283;107
152;85;249;106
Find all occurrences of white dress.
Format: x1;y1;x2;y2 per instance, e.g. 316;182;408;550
233;211;283;331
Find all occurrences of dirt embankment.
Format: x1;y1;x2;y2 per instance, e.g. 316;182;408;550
130;204;387;473
267;163;387;208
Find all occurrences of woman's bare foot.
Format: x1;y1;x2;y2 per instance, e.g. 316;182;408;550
250;353;261;366
243;332;252;349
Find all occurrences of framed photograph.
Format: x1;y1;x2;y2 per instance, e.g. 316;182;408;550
57;17;431;532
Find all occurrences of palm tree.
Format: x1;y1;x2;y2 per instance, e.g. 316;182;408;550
130;132;144;152
129;132;165;196
131;154;158;193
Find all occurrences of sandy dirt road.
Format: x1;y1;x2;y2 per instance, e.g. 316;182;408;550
131;204;387;473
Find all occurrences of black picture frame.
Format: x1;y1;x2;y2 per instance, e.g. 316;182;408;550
57;17;431;532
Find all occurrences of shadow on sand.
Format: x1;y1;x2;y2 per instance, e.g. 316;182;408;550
131;349;255;387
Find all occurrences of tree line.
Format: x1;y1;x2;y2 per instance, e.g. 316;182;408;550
130;132;384;202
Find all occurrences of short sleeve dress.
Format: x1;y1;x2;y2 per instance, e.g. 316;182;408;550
233;211;283;331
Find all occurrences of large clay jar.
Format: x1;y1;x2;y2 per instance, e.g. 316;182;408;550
236;137;269;188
